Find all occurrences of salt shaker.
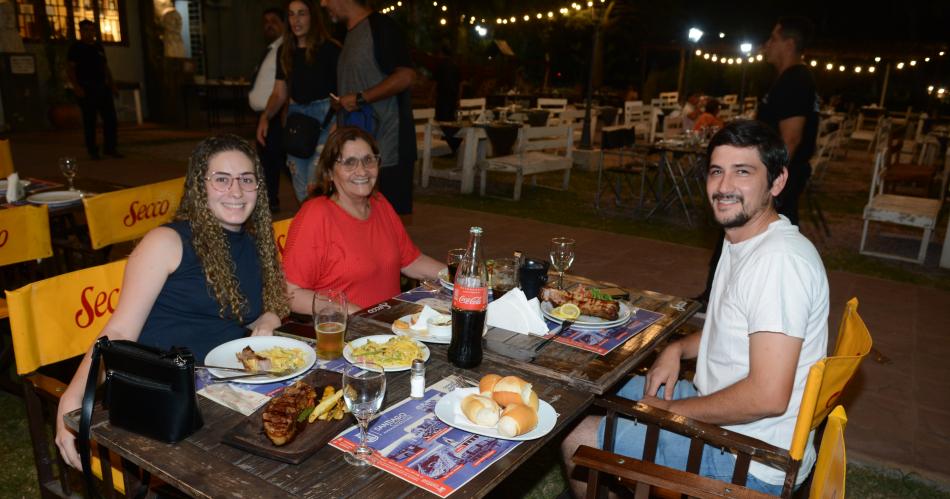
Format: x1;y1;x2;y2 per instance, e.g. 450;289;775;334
410;358;425;399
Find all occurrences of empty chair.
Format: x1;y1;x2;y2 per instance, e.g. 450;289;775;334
721;94;738;106
850;107;886;153
83;177;184;250
457;98;486;120
413;108;452;188
537;98;569;125
479;125;573;201
624;101;655;143
659;91;679;108
559;108;589;143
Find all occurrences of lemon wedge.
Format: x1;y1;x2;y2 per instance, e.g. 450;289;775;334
554;303;581;320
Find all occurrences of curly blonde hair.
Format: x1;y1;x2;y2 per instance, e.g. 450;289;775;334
175;134;290;320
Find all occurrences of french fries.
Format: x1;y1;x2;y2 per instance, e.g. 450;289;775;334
307;385;347;423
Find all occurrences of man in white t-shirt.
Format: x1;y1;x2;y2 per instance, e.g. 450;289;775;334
248;7;285;212
561;119;829;496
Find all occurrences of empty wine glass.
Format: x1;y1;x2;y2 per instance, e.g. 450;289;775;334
550;237;576;289
58;157;78;191
342;361;386;466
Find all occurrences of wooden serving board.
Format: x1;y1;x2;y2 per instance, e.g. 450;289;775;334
221;369;352;464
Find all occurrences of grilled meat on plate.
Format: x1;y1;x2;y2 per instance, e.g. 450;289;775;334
541;286;620;321
262;381;316;446
236;346;271;372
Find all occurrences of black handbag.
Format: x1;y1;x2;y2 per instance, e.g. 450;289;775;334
283;109;334;158
78;337;203;496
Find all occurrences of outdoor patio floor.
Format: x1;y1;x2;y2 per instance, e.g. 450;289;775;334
5;123;950;486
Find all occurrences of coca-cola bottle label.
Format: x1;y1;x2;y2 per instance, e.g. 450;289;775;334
452;285;488;311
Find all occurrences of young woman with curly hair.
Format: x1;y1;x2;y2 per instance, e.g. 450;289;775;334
256;0;340;203
54;134;289;471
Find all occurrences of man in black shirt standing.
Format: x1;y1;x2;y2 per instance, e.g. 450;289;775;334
67;20;120;160
757;16;819;226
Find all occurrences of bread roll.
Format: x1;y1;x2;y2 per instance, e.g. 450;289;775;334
490;375;540;412
460;394;500;426
497;403;538;437
479;373;502;396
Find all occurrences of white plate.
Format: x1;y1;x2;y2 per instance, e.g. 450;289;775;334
203;336;316;384
438;267;453;291
541;301;632;330
392;313;452;345
434;387;557;441
26;190;83;206
0;179;31;190
343;334;430;372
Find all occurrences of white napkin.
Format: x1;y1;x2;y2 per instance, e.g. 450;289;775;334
6;172;20;202
486;288;549;336
412;305;441;331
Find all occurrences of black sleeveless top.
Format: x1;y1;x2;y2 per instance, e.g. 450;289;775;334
137;220;264;360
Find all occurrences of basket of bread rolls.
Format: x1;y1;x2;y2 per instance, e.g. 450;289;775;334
460;374;540;438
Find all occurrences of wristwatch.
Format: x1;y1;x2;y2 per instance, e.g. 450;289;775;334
356;92;367;105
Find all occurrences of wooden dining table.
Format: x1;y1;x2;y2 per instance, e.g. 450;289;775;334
65;276;699;498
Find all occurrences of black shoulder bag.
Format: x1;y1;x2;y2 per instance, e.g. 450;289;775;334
79;337;203;497
283;107;335;158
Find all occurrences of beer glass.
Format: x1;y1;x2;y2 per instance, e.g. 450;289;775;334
313;289;347;360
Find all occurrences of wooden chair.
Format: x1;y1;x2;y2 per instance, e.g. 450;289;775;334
572;297;872;499
804;131;836;239
412;108;452;188
478;125;573;201
659;91;680;108
860;123;943;264
7;260;129;497
850;107;886;153
457;98;486;120
624;101;656;144
537;98;568;125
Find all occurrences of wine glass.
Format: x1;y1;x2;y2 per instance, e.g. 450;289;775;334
313;289;347;360
58;157;78;191
342;361;386;466
550;237;576;290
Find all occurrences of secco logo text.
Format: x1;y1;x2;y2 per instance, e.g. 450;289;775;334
276;233;287;256
74;285;121;328
123;199;171;227
0;229;7;247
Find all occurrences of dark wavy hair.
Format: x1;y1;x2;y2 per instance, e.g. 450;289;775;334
705;119;788;189
311;126;381;198
279;0;336;79
175;134;289;321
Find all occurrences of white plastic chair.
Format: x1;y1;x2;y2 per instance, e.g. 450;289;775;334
479;125;573;201
413;108;452;187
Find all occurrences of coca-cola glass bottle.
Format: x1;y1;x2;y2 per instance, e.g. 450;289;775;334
448;226;487;368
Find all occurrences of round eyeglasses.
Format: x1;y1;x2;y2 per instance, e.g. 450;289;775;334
205;172;259;192
336;154;381;172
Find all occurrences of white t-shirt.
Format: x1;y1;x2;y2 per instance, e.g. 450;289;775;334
248;38;283;112
693;216;829;486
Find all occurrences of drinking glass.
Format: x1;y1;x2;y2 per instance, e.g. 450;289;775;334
446;248;466;284
550;237;576;289
313;289;347;360
58;157;78;191
489;257;519;298
342;362;386;466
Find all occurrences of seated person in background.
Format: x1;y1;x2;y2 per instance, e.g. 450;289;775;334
681;92;705;130
693;98;725;132
55;134;289;470
282;127;444;313
561;120;829;496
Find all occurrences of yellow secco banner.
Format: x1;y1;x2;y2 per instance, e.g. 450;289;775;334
83;177;184;249
0;204;53;266
273;217;292;261
0;139;13;177
7;259;126;374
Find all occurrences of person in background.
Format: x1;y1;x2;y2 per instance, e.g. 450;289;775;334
249;7;287;212
257;0;340;204
561;120;829;496
282;127;443;313
67;20;120;160
55;134;289;471
681;92;705;131
321;0;417;215
693;98;724;132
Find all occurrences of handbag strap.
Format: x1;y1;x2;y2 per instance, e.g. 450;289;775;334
79;336;106;499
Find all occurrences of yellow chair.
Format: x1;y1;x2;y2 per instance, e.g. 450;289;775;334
272;217;292;261
0;205;54;321
82;177;184;250
0;138;14;178
809;406;848;499
7;260;128;496
573;297;872;498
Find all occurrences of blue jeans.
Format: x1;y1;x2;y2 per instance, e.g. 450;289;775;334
286;99;331;202
597;376;784;496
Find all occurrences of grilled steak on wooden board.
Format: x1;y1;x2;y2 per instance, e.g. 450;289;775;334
262;381;316;446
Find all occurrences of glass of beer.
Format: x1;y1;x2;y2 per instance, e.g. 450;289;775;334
446;248;466;284
313;289;347;360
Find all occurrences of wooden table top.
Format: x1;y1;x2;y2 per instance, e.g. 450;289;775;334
67;276;698;497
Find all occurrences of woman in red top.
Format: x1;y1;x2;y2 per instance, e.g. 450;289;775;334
282;127;444;312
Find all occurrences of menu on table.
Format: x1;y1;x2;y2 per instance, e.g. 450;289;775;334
330;377;522;498
543;307;664;356
393;286;453;311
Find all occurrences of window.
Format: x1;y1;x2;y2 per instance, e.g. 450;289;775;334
15;0;126;43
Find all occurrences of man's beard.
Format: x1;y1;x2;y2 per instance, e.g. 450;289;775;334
711;193;770;229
